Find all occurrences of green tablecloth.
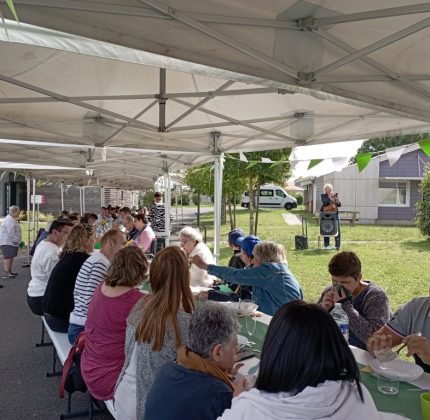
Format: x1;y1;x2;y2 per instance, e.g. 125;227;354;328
238;316;422;420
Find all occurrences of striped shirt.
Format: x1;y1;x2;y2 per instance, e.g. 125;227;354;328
148;203;166;232
69;252;110;326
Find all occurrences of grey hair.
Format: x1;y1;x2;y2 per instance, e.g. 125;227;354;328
9;205;20;215
188;303;239;358
179;226;202;243
253;241;286;264
324;183;333;191
123;214;134;224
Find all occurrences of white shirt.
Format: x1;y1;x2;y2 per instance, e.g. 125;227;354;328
189;242;216;287
27;240;60;297
69;252;110;326
0;215;22;246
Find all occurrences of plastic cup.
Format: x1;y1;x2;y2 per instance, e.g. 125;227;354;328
421;392;430;420
376;375;399;395
94;242;101;250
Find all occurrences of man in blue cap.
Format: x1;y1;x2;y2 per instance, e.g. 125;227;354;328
227;228;246;269
203;235;261;303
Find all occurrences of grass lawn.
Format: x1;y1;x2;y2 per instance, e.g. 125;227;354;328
198;207;430;311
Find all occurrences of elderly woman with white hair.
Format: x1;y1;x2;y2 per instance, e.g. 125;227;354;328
192;241;303;316
321;183;341;250
0;205;22;278
179;227;216;287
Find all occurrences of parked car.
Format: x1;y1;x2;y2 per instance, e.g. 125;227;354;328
241;185;297;210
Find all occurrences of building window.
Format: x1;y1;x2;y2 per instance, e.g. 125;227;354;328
378;181;410;207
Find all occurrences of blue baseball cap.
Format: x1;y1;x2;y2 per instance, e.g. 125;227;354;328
227;228;244;245
236;235;261;257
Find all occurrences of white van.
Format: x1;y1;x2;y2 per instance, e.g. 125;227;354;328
241;184;297;210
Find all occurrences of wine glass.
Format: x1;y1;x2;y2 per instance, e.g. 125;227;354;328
245;314;257;346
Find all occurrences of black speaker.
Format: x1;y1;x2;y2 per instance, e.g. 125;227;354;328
295;218;308;250
320;212;338;236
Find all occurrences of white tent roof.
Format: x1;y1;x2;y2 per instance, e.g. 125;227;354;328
0;14;429;187
2;0;430;123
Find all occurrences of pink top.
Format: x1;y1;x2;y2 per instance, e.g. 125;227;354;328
81;283;144;400
132;225;155;253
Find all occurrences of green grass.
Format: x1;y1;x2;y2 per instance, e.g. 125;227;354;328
199;208;430;311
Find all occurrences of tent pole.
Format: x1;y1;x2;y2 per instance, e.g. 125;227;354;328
23;173;31;267
32;178;36;245
212;131;223;263
82;187;86;213
60;180;64;211
164;165;171;246
159;68;166;132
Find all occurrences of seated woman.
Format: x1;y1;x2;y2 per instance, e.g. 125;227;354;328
180;227;215;287
81;247;148;401
318;251;390;350
192;241;302;316
132;214;155;253
219;301;381;420
114;246;195;420
42;224;94;332
145;303;246;420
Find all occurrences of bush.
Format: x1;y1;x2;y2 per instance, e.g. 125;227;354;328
19;211;55;222
416;164;430;239
291;192;303;205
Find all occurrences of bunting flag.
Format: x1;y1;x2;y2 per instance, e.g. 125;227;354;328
239;151;248;162
261;157;273;163
385;146;406;166
245;161;259;169
5;0;19;22
308;159;323;170
419;138;430;158
332;157;349;172
356;152;373;172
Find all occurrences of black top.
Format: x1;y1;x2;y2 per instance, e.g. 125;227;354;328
126;226;139;241
228;250;246;269
43;252;90;320
320;192;341;212
144;361;232;420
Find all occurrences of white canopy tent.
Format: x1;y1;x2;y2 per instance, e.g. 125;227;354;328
0;11;430;256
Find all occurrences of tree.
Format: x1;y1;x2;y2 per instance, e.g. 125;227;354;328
416;163;430;239
350;133;428;163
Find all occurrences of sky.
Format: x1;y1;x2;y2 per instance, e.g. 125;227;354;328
290;139;364;180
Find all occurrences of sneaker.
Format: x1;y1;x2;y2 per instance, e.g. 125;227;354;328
2;274;14;279
323;245;330;250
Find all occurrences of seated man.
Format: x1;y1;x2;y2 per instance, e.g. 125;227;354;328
207;235;261;303
123;214;138;241
367;294;430;373
27;219;74;316
318;251;391;350
144;303;246;420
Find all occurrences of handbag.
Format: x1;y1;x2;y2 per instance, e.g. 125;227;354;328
323;203;337;212
59;331;87;398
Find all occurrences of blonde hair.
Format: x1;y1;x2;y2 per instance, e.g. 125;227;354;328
179;226;202;243
253;241;286;264
59;224;94;259
100;229;124;247
134;246;195;351
104;247;149;287
324;183;333;192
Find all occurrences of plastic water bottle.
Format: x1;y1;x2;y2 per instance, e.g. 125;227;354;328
331;303;349;342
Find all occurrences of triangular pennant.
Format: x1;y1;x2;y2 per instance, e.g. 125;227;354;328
356;152;373;172
261;157;273;163
419;138;430;158
239;151;248;162
332;157;349;172
5;0;19;22
245;161;259;169
308;159;323;170
386;146;406;167
269;161;286;169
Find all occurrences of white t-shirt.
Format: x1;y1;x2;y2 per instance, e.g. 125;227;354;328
189;242;216;287
27;240;60;297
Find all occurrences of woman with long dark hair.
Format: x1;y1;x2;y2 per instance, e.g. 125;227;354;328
114;246;195;420
219;301;380;420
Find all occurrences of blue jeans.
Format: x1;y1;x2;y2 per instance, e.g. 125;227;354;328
324;213;341;249
68;323;85;344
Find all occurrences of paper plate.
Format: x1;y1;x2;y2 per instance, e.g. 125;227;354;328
237;335;249;346
369;358;424;381
222;301;258;315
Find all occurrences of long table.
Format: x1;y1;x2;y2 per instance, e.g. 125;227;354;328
236;313;429;420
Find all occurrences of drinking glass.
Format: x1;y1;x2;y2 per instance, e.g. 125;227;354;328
376;375;399;395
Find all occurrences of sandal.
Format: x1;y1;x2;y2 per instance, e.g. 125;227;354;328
2;273;16;278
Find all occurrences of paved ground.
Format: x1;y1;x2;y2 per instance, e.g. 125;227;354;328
0;208;211;419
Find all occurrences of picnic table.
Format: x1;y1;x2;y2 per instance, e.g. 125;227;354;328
236;311;427;420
